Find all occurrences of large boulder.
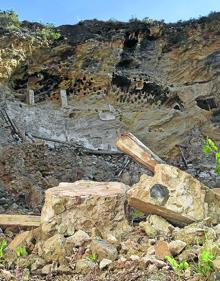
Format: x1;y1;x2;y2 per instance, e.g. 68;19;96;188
128;164;220;225
41;180;131;239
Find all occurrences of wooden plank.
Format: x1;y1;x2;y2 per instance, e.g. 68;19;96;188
0;215;41;227
115;132;164;172
129;197;195;227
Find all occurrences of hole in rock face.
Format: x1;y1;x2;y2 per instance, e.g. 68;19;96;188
69;112;75;118
112;74;131;91
196;97;217;111
150;184;169;205
174;104;181;110
117;59;133;68
124;34;138;49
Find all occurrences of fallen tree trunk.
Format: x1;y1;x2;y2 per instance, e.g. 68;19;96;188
115;132;164;173
0;215;40;226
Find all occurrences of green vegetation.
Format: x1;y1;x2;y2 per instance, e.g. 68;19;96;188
86;252;97;262
165;256;189;280
0;240;7;262
15;246;27;257
131;209;145;219
142;17;163;25
166;242;217;279
37;23;61;41
203;137;220;174
0;10;20;30
194;248;216;276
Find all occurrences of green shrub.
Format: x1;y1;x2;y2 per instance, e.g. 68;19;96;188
202;137;220;174
37;23;61;41
0;10;20;30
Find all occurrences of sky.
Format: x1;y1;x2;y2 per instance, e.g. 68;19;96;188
0;0;219;26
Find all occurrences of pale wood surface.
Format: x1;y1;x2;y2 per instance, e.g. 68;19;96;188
116;132;164;172
0;214;41;226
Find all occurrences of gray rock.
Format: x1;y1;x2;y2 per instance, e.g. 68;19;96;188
99;258;112;270
90;239;118;261
139;221;157;238
66;230;90;247
75;259;96;273
41;264;52;275
168;240;186;256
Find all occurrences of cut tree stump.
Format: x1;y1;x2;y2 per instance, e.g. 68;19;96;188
41;180;131;239
115;132;164;172
0;215;40;226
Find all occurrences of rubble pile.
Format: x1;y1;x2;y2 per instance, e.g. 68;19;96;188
1;161;220;281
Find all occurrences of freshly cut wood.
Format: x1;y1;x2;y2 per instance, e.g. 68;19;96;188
115;132;164;172
0;214;40;226
41;180;131;239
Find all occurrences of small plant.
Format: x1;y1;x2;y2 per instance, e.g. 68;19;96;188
202;137;220;174
165;256;190;280
15;246;27;257
194;248;215;276
37;23;61;41
86;252;97;262
131;209;145;219
0;239;7;261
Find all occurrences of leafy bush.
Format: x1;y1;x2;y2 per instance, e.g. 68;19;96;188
37;23;61;41
202;137;220;174
142;17;164;25
0;10;20;30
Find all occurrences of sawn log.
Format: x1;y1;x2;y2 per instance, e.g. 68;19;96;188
115;132;164;172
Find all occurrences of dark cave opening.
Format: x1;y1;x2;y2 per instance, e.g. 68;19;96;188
196;97;217;111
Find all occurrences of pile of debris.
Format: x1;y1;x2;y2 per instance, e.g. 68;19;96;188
1;133;220;281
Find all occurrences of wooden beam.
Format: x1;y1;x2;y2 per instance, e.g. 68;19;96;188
115;132;164;173
129;197;195;227
0;215;41;227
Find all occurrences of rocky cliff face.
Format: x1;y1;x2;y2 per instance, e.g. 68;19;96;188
0;13;220;214
1;15;220;159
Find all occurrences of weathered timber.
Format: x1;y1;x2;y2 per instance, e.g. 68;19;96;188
129;197;195;226
0;214;40;226
31;133;123;155
115;132;164;172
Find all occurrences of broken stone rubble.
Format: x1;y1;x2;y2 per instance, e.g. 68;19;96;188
4;162;220;280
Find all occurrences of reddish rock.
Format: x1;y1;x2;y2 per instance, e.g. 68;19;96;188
154;240;171;260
